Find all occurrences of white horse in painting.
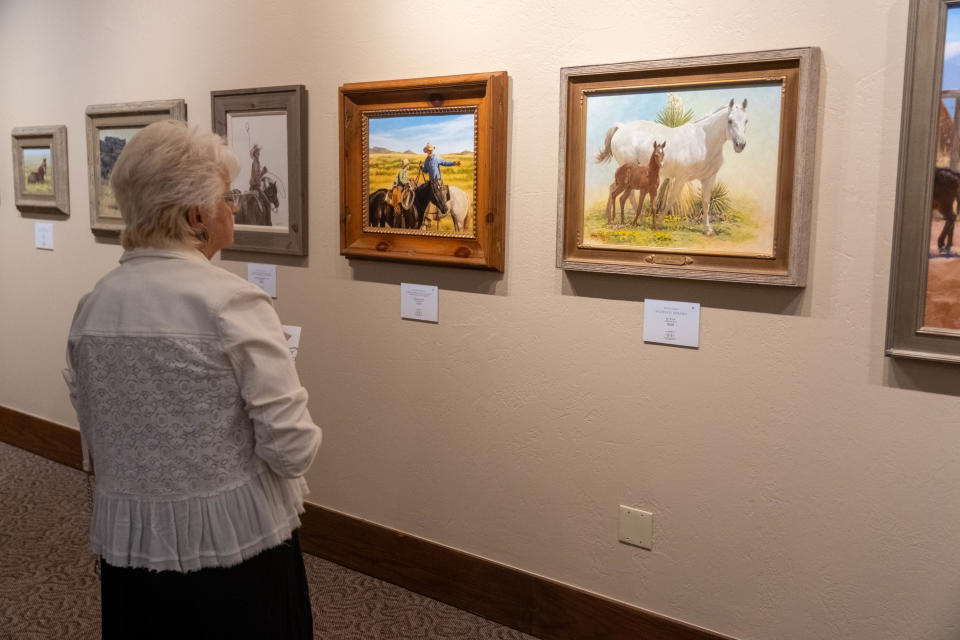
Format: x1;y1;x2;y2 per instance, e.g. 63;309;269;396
418;184;471;232
595;98;749;235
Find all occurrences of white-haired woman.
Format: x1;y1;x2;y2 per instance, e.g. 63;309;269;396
63;120;321;639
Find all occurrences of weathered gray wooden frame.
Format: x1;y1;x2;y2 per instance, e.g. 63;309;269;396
85;99;186;236
556;48;821;286
212;85;307;256
887;0;960;362
11;125;69;215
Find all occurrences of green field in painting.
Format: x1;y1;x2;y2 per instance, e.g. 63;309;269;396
582;183;765;254
368;152;474;233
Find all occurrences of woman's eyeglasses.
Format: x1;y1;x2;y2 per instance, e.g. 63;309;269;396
223;192;246;208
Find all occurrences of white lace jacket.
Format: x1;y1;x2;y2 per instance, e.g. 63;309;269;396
63;248;322;572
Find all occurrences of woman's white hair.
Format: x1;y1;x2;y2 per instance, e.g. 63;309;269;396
111;120;239;250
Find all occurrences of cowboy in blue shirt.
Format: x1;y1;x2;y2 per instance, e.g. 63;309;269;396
419;143;460;215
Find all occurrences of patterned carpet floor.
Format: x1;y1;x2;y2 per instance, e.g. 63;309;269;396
0;442;534;639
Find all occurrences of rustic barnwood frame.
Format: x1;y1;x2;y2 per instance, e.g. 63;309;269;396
339;72;508;271
886;0;960;362
11;125;69;215
212;85;308;256
85;99;186;236
557;48;821;286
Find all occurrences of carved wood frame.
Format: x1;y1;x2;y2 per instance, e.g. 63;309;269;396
339;72;508;271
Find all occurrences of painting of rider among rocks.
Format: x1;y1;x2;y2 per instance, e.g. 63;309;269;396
98;127;141;220
365;110;476;237
582;82;784;257
226;111;290;230
926;4;960;330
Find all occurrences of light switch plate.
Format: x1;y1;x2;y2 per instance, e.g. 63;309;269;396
618;505;653;549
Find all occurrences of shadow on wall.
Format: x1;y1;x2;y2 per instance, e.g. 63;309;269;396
884;358;960;398
561;270;807;316
348;259;506;296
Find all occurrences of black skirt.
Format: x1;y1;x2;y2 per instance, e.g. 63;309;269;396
100;530;313;640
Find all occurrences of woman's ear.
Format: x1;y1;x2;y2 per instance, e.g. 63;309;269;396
186;206;203;231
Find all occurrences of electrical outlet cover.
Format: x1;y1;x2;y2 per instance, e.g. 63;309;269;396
618;505;652;549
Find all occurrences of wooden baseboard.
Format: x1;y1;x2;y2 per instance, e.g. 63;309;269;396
1;403;733;640
299;504;732;640
0;405;82;470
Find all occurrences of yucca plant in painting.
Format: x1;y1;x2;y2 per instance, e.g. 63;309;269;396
656;93;694;128
675;181;737;224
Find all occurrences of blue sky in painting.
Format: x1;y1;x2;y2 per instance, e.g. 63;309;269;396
944;6;960;90
369;113;474;154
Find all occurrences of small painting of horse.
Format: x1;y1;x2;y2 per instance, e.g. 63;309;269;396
22;148;54;196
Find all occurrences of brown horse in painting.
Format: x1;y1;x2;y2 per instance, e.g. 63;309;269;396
27;157;47;184
933;167;960;253
606;141;666;227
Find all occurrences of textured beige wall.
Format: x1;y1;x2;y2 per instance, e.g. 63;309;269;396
2;0;957;638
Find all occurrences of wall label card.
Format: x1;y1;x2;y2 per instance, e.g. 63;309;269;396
401;283;439;323
247;263;277;298
643;299;700;348
34;222;54;250
281;325;301;360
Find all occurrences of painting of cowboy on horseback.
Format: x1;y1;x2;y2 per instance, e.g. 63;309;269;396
419;142;461;217
365;112;476;234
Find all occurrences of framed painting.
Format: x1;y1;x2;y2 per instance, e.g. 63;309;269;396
212;85;307;256
339;71;508;271
85;99;186;236
887;0;960;362
11;125;69;215
557;48;821;286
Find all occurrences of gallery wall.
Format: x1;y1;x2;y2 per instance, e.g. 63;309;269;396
1;1;956;638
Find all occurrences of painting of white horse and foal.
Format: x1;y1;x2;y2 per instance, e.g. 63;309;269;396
583;84;782;256
558;49;820;286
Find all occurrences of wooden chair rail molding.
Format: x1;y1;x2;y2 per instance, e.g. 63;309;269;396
0;403;735;640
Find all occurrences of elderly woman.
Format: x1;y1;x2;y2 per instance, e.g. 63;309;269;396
63;120;321;639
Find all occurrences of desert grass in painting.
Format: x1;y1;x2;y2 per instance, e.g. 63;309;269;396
368;151;474;233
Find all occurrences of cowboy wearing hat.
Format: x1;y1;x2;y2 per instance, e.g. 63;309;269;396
390;157;411;210
419;142;460;215
248;144;268;192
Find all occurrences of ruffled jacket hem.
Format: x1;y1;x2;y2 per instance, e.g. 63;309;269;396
91;469;310;573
